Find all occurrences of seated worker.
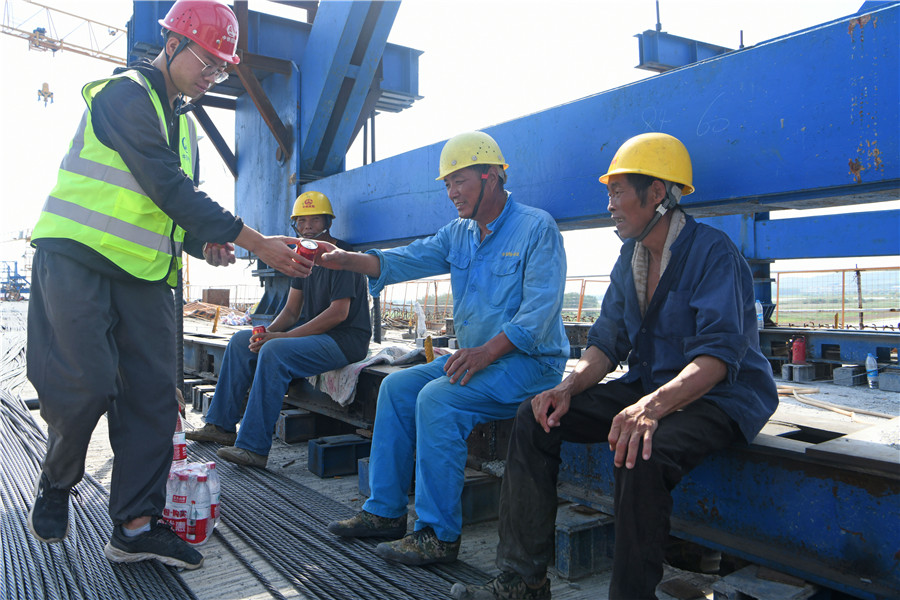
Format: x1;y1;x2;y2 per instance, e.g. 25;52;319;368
452;133;779;600
187;191;371;467
316;131;570;566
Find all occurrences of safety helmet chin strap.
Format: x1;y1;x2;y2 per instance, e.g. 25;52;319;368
632;181;682;243
163;33;192;99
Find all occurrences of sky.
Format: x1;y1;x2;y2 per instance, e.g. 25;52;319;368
1;0;895;288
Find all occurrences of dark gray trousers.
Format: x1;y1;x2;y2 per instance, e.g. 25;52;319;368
27;249;177;524
496;377;740;600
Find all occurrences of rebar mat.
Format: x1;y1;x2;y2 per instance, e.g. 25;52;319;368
190;442;492;600
1;305;197;600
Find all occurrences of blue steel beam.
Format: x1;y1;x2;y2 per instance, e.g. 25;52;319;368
128;2;421;114
310;3;899;249
635;29;733;72
558;436;900;600
702;210;900;260
299;1;401;179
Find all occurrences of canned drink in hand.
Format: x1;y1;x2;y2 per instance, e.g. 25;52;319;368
252;325;266;336
296;239;319;262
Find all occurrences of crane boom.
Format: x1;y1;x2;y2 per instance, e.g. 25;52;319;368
1;0;125;65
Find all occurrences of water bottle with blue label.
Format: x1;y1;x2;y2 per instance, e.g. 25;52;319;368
866;354;878;389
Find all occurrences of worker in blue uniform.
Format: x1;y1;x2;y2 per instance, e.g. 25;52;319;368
187;191;371;468
452;133;779;600
26;0;310;571
317;131;570;566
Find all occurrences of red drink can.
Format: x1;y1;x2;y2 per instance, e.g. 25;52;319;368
296;239;319;262
252;325;266;336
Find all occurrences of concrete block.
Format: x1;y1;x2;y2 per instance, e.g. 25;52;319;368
570;346;583;359
712;565;821;600
445;318;455;336
201;391;215;416
791;364;815;383
182;378;206;405
308;434;371;478
276;408;317;443
192;384;217;413
460;471;501;525
832;366;865;387
880;366;900;392
448;338;459;349
552;507;614;580
781;364;793;381
431;336;450;348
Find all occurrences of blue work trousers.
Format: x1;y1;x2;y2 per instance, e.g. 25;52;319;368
362;353;561;542
205;329;348;456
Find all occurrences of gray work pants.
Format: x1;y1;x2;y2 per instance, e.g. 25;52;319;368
27;248;178;524
496;377;740;600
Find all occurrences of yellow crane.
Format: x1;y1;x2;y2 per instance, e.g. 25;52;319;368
1;0;126;65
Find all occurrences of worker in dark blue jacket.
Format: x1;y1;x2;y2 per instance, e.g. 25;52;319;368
453;133;779;600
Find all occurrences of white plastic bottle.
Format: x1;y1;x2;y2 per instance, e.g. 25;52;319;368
188;474;211;545
172;411;187;471
162;472;177;527
171;473;190;540
206;461;220;529
755;300;764;330
866;353;878;389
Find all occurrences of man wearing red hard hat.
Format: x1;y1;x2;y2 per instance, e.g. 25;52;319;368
27;0;310;570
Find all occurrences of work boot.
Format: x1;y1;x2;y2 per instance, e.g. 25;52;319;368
450;572;551;599
327;510;407;539
217;445;267;468
104;517;203;570
28;472;71;543
185;423;237;445
375;526;459;566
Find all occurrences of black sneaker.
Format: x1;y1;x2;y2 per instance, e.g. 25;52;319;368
28;473;70;543
104;518;204;570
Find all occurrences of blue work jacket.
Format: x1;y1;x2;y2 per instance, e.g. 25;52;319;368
367;194;570;374
586;213;778;442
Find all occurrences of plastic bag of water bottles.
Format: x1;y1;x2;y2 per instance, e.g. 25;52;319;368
163;461;221;545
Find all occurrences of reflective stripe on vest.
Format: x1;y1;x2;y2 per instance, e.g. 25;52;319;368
32;70;193;286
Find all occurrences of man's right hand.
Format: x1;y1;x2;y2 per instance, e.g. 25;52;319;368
532;387;572;433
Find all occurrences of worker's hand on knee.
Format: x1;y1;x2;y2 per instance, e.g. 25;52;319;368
532;388;571;433
444;346;493;385
608;402;658;469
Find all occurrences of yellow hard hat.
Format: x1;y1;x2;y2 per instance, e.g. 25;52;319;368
291;191;335;219
599;133;694;195
435;131;509;180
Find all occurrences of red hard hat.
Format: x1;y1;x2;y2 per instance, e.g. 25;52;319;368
159;0;240;65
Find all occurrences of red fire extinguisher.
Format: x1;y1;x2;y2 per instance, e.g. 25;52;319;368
790;336;807;365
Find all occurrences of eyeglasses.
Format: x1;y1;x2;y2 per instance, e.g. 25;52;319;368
186;46;229;84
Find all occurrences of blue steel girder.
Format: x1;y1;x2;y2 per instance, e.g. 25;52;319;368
557;436;900;600
701;210;900;260
299;1;401;180
310;3;899;249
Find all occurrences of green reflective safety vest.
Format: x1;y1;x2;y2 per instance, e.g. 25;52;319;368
32;70;197;287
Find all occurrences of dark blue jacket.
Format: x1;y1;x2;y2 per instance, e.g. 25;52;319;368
586;213;778;442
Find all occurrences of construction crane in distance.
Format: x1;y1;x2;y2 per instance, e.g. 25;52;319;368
1;0;125;65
